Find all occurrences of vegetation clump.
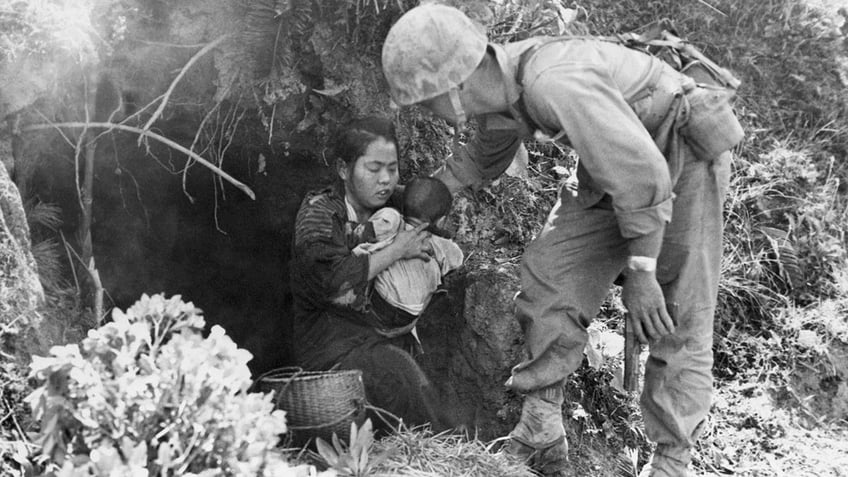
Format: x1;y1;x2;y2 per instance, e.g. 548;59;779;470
24;294;312;477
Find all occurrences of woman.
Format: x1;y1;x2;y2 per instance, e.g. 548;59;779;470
290;116;443;429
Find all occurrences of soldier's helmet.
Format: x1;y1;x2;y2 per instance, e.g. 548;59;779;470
382;4;488;106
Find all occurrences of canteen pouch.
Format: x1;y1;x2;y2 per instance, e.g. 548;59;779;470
680;85;744;162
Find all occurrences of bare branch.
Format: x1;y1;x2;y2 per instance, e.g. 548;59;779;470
182;101;223;203
23;121;256;200
140;34;231;139
73;71;93;220
34;109;76;148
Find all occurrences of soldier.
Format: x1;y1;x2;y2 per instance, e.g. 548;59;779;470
381;4;742;476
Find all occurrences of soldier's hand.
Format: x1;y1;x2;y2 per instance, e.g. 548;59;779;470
622;270;675;344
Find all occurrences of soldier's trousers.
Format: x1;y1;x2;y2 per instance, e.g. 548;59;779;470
509;149;731;448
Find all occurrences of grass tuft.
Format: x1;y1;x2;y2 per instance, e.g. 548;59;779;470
371;427;535;477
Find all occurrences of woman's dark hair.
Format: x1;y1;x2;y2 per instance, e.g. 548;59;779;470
334;116;397;166
403;177;452;223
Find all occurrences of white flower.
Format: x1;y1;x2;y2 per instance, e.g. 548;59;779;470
28;293;298;476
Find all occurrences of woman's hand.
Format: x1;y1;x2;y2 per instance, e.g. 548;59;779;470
367;222;431;280
391;222;432;261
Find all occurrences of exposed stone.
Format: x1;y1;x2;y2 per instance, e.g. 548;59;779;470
418;265;526;439
0;142;44;357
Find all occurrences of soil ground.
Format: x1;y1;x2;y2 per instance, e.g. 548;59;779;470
699;384;848;476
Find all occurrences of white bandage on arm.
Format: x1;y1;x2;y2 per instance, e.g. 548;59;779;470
626;255;657;273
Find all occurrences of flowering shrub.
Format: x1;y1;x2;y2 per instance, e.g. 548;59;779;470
26;293;315;477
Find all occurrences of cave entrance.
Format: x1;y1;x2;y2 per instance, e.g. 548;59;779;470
24;125;519;439
26;128;335;373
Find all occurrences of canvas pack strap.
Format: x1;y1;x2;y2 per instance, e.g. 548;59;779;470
512;40;559;139
516;26;741;91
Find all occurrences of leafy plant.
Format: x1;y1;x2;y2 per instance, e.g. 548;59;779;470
315;419;391;477
23;200;68;296
490;0;590;42
1;360;36;477
25;293;315;477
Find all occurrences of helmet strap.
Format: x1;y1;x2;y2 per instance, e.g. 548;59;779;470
448;86;467;134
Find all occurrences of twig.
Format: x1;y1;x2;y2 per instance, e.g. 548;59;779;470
88;257;104;324
116;92;165;130
34;109;75;149
624;314;641;392
57;231;109;322
484;435;511;453
23;122;255;200
60;231;81;297
365;404;404;433
189;101;221;153
0;439;39;449
61;234;96;284
3;397;28;444
175;426;204;474
214;99;245;197
109;135;151;229
268;102;277;145
181;101;223;204
140;35;231;137
0;315;23;335
693;0;728;17
0;410;15;424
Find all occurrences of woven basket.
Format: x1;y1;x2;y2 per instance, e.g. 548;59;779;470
256;367;366;443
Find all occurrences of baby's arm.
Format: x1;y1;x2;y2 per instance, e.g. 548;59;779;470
433;237;464;275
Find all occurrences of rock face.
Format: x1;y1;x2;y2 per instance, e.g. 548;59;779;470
0;148;44;355
417;266;526;440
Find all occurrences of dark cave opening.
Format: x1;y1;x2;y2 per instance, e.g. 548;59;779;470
25;129;517;438
29;131;334;374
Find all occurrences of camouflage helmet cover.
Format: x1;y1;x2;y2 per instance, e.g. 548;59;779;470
382;4;488;106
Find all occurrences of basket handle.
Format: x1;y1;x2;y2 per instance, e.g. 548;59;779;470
274;367;305;405
249;366;305;407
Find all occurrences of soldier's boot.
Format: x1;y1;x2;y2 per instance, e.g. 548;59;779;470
638;445;694;477
505;435;569;476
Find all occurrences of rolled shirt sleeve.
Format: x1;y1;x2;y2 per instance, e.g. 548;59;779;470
444;120;525;191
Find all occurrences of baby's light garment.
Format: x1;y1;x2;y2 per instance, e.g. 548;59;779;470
352;207;402;256
374;229;464;315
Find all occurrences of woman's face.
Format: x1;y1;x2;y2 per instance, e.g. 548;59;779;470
340;137;399;218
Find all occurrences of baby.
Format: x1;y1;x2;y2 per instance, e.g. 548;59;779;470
354;177;464;335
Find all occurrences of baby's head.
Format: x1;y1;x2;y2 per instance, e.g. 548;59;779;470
403;177;452;230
